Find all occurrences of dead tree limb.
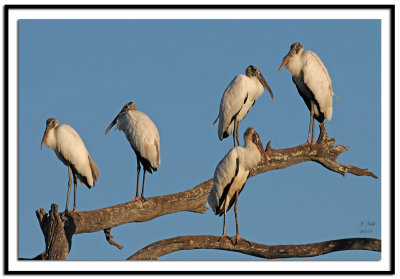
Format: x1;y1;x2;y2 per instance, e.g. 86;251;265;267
127;235;381;260
104;228;124;250
49;124;377;235
33;124;377;259
35;204;75;260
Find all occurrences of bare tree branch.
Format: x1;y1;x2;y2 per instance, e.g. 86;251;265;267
33;124;378;260
35;204;75;260
104;228;124;250
254;123;378;179
127;235;381;260
47;124;376;235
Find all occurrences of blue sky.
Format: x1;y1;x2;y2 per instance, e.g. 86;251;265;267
18;19;381;261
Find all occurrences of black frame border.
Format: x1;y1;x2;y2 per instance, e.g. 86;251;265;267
3;4;395;275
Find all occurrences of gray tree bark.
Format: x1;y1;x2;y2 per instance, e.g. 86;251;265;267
31;124;378;260
127;235;381;260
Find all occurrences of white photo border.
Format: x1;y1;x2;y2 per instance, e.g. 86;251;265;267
5;4;394;274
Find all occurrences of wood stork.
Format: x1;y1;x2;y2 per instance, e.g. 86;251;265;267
213;65;274;147
41;118;100;213
207;127;268;244
105;102;161;202
279;42;334;145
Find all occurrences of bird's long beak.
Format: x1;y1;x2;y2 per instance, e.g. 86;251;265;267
105;116;118;135
41;126;49;150
257;73;274;100
256;141;269;162
278;55;289;73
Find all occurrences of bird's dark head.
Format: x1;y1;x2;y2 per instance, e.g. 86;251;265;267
46;117;58;129
244;127;261;146
105;102;136;136
279;42;304;73
245;65;274;99
245;65;260;77
243;127;268;161
289;42;303;56
123;102;136;112
41;118;58;149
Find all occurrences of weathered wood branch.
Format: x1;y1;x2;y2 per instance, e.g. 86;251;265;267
33;124;377;259
41;124;376;235
127;235;381;260
253;123;378;179
104;228;124;250
35;204;75;260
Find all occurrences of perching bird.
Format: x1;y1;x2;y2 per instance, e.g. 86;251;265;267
105;102;160;201
279;42;334;145
41;118;100;213
207;127;268;244
213;65;274;147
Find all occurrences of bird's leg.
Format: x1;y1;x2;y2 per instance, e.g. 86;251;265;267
311;115;316;145
236;120;241;146
65;166;72;213
134;159;141;202
234;191;241;244
218;207;230;243
234;191;251;247
233;120;237;147
72;172;78;213
306;105;313;145
140;169;146;201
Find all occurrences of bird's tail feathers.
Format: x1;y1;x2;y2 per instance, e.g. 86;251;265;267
88;155;100;185
212;114;219;126
207;189;219;215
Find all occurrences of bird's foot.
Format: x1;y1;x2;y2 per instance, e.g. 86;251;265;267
133;196;141;202
64;207;79;215
140;196;146;202
301;140;316;148
235;234;252;247
218;234;232;244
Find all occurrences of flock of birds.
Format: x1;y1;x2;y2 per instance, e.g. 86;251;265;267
41;42;335;243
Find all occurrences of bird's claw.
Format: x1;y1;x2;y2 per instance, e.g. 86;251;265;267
218;234;233;244
235;235;252;247
64;208;79;215
133;196;146;202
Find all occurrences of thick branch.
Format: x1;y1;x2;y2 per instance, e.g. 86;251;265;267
36;124;377;236
253;123;378;179
35;204;75;260
127;235;381;260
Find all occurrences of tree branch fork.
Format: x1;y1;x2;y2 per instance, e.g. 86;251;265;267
32;124;378;260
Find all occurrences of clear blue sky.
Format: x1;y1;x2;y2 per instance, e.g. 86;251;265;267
18;19;381;261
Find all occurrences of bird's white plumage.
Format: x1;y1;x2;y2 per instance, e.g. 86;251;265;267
286;50;333;120
116;110;161;169
207;141;262;215
216;74;265;139
44;124;96;186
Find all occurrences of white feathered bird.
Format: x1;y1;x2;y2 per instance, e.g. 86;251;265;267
279;42;334;144
207;127;268;244
105;102;161;201
41;118;100;213
213;65;274;147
